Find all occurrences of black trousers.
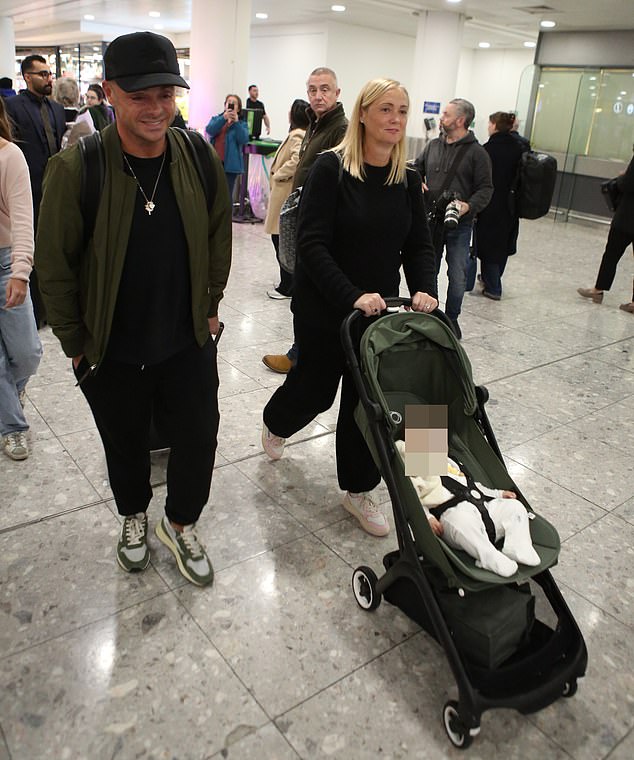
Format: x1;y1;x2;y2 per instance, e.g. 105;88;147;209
263;312;380;493
76;339;219;525
271;234;293;296
595;223;634;298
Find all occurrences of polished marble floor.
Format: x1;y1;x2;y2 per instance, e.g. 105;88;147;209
1;216;633;760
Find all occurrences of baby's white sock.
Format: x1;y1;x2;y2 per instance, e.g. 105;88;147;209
475;547;518;577
502;512;540;566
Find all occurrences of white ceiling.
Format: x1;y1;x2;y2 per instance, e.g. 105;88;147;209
3;0;634;50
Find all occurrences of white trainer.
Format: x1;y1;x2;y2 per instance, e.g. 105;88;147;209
262;423;286;460
342;492;389;537
3;431;29;461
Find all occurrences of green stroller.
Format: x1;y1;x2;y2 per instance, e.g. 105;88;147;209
341;300;587;749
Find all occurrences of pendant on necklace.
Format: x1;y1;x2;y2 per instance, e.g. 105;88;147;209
145;201;155;215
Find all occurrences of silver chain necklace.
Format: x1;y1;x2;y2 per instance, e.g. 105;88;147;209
122;151;167;215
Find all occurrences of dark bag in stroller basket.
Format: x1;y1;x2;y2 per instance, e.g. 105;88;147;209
341;301;587;749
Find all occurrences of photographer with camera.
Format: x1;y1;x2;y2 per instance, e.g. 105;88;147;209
415;98;492;339
206;94;249;201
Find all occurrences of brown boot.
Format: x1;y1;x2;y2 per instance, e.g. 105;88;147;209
619;302;634;313
262;353;293;374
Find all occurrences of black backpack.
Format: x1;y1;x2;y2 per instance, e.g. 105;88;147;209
513;150;558;220
77;127;216;245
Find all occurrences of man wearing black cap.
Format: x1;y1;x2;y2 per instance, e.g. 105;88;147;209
35;32;232;587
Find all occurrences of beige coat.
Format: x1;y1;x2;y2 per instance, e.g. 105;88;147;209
263;127;305;235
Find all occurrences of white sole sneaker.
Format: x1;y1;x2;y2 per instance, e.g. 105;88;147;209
342;492;389;537
262;423;286;460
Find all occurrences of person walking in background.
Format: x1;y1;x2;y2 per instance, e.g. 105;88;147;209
263;98;310;300
79;83;114;131
262;78;438;537
52;77;93;149
415;98;492;339
0;97;43;460
577;153;634;314
473;111;528;300
262;67;348;374
4;55;66;329
205;94;249;202
35;32;232;586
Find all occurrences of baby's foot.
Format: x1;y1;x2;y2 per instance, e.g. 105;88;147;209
503;542;540;567
475;550;518;577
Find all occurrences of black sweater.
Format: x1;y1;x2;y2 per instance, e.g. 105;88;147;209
293;151;438;324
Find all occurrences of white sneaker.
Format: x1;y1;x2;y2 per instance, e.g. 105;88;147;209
262;423;285;460
267;289;291;300
342;492;389;537
3;431;28;461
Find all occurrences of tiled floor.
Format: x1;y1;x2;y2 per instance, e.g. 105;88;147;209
1;216;633;760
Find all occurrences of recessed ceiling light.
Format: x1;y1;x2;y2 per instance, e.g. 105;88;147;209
447;0;462;4
620;90;627;95
331;4;346;11
478;42;491;48
589;76;597;81
523;41;537;48
84;14;95;21
255;12;268;19
149;11;161;18
540;20;556;28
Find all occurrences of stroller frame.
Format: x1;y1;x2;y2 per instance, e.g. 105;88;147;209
341;299;587;749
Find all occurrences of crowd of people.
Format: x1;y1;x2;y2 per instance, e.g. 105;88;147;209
1;31;632;587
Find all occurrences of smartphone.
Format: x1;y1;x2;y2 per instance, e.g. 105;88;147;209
227;103;234;111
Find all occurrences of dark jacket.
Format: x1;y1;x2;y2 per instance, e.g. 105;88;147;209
34;124;232;367
4;90;66;220
475;131;527;263
292;103;348;190
415;131;493;224
613;155;634;237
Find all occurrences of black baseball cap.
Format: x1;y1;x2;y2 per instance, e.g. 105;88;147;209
103;31;189;92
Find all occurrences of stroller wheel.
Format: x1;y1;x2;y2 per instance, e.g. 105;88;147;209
442;701;473;749
352;566;381;611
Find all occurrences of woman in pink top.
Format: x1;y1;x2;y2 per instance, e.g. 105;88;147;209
0;96;42;460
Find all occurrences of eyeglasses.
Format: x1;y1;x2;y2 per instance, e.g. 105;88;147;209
27;70;53;79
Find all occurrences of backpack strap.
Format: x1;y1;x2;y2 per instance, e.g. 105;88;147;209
172;127;216;214
78;131;105;247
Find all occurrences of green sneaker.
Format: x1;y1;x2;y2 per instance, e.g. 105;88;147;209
155;516;214;586
116;513;150;572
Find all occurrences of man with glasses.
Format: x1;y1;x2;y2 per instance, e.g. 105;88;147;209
5;55;66;327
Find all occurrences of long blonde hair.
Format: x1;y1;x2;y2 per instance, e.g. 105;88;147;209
334;78;409;185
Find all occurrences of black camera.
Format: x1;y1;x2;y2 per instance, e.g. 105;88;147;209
426;190;460;228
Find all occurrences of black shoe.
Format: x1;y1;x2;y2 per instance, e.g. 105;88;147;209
449;318;462;340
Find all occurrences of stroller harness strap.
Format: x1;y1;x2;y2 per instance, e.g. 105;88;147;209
430;464;497;544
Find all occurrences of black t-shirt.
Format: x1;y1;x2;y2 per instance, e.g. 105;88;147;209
106;148;194;365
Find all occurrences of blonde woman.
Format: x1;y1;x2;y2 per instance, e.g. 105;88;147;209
262;78;438;537
264;98;309;298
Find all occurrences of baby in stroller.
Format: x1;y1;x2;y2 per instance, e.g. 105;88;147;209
396;405;540;577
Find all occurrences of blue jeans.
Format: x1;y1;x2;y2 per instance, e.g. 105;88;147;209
437;223;472;321
0;247;43;435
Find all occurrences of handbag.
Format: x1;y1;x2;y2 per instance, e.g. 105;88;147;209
278;156;345;274
600;177;621;212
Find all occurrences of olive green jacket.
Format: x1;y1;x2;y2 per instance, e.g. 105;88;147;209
35;124;232;366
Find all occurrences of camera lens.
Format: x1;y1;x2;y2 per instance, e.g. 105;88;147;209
444;200;460;229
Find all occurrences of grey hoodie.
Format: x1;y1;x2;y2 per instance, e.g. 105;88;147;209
415;131;493;223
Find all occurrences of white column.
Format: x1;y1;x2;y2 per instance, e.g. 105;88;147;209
410;11;465;138
189;0;252;132
0;17;16;81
